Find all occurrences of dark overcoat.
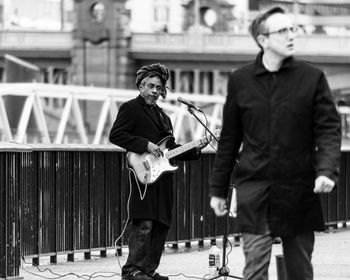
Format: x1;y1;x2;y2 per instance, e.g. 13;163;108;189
109;95;199;227
210;53;341;237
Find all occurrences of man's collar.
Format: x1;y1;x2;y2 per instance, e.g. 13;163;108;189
137;94;147;105
254;51;296;75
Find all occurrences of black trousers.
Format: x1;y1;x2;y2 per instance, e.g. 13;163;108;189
122;219;169;277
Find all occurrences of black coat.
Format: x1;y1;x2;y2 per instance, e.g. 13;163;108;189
109;95;200;227
210;53;341;237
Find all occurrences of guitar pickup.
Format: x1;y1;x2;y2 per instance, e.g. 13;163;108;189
143;160;150;171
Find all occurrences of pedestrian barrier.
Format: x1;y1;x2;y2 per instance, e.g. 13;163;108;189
0;144;349;279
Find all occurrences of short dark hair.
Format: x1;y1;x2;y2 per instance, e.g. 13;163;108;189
249;6;286;49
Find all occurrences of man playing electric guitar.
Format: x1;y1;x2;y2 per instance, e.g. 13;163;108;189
109;63;209;280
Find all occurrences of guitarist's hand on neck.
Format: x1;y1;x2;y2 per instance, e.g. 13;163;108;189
195;129;221;152
147;141;163;157
196;137;210;152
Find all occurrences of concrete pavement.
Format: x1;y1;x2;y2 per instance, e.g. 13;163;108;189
20;225;350;280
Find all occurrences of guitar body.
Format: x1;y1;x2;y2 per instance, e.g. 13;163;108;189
127;136;178;184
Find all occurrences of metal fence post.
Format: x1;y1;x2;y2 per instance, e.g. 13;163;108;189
0;153;6;279
0;151;24;280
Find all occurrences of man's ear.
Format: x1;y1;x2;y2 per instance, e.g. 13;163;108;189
138;84;144;92
257;34;267;49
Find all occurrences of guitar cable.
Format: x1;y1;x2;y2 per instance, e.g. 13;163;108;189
20;256;120;280
128;167;149;200
114;164;152;270
114;167;134;270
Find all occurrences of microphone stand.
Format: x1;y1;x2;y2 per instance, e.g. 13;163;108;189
209;187;242;280
186;106;242;280
187;107;219;142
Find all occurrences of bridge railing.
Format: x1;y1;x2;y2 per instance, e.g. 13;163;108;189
1;83;350;145
1;144;350;279
0;83;225;145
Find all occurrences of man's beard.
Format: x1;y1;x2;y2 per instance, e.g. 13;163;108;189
141;93;158;106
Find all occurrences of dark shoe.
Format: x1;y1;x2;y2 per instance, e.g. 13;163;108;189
150;272;169;280
123;270;153;280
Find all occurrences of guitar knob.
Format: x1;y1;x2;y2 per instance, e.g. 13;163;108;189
143;173;149;183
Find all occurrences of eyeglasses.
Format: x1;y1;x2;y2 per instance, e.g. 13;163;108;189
262;26;298;37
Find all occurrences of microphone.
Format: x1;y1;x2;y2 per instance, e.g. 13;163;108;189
177;97;203;112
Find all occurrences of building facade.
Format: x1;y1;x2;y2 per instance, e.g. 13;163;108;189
0;0;350;142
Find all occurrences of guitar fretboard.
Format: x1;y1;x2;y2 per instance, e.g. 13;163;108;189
165;140;198;159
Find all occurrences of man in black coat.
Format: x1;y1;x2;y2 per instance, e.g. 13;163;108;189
109;63;208;280
209;7;341;280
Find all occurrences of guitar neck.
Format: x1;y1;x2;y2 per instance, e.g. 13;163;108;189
165;140;198;159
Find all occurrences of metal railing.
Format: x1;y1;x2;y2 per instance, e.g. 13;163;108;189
1;83;350;145
1;145;350;279
0;83;225;145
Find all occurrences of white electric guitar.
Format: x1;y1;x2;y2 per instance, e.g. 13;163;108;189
127;134;214;184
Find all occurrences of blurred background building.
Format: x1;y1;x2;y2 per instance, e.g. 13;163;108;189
0;0;350;143
1;0;350;86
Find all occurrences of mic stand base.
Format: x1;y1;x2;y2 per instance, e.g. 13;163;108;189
209;188;242;280
209;266;241;280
